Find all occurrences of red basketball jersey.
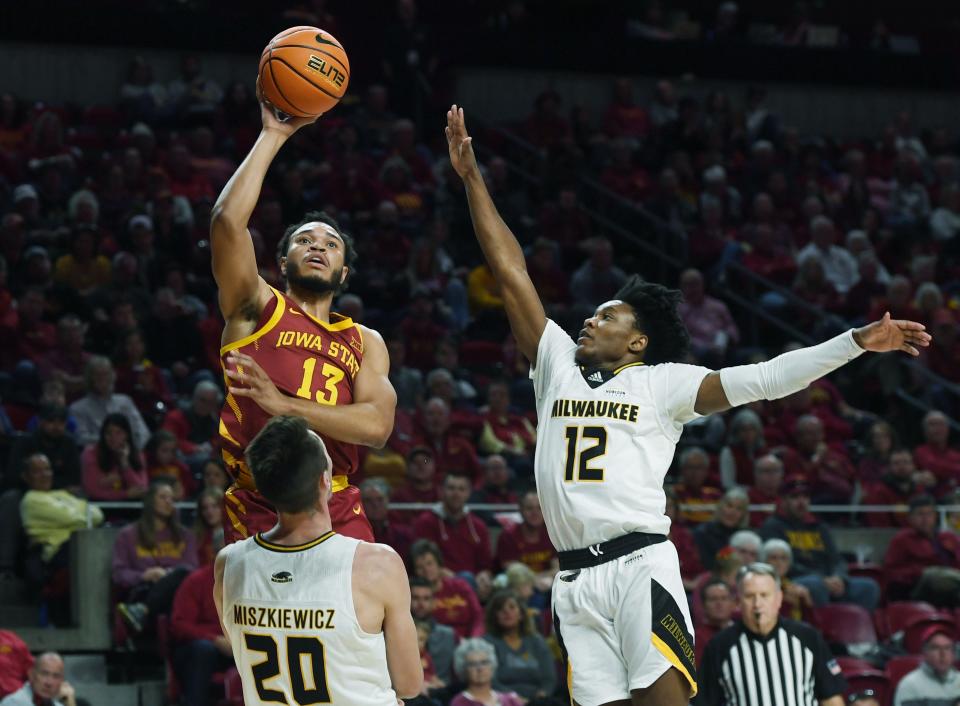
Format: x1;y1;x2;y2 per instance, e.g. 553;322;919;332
218;287;364;489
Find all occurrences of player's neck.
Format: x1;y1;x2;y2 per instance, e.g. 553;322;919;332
265;511;333;545
286;286;335;321
594;354;643;372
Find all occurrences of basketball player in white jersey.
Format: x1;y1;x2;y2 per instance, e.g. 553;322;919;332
445;105;930;706
213;416;422;705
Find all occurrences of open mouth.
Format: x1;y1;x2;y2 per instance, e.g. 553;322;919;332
577;329;591;343
305;255;327;269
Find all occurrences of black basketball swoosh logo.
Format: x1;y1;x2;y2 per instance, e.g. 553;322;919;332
315;34;340;47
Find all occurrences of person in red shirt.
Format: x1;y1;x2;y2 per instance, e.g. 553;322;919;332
718;408;768;489
673;446;723;525
411;539;484;640
169;563;233;706
496;490;558;586
0;630;33;699
663;486;704;592
391;446;441;514
694;579;734;665
862;448;936;527
913;410;960;497
778;414;856;504
477;380;536;471
415;398;482;483
413;472;492;582
747;454;784;528
883;494;960;604
470;455;518;526
360;477;413;565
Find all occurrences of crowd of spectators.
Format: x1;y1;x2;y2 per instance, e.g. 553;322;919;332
0;0;959;702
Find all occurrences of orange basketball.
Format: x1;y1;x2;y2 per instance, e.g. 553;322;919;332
258;26;350;118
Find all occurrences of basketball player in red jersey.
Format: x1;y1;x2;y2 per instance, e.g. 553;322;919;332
210;90;396;544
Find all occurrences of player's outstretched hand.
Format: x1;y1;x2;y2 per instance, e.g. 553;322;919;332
257;77;319;136
853;311;932;356
225;350;287;416
446;104;479;180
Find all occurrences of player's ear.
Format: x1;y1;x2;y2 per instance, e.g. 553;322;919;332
339;266;349;285
628;332;648;355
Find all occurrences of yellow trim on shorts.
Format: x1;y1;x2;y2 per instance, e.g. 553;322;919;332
651;633;697;696
566;661;573;706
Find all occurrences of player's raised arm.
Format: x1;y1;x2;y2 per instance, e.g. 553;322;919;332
210;86;318;322
694;312;932;415
446;105;546;364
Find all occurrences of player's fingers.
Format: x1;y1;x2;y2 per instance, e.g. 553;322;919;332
896;319;927;331
227;386;251;397
901;343;919;356
223;369;241;380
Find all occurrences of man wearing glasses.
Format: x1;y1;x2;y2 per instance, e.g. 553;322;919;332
893;625;960;706
694;563;846;706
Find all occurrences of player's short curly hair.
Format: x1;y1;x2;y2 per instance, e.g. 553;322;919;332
277;210;358;289
614;274;690;365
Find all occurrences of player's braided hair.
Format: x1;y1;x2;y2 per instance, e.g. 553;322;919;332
277;210;358;289
614;274;690;365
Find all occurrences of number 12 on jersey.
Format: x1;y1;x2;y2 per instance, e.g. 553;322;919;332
563;426;607;482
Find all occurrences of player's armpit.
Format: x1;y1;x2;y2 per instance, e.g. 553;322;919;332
693;371;732;416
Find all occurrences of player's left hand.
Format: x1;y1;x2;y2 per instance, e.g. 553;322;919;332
853;311;932;356
225;351;288;416
445;104;479;180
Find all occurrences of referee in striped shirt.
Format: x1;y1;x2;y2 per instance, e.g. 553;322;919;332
694;563;846;706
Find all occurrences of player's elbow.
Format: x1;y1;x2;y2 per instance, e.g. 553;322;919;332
362;415;393;448
393;668;423;699
209;206;241;236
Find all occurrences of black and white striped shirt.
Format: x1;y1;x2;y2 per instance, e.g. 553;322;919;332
694;618;846;706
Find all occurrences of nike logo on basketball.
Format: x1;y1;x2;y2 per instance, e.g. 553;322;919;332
315;34;340;47
352;504;362;515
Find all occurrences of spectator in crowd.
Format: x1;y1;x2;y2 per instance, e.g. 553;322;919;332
495;490;557;587
20;453;103;594
695;563;846;706
664;485;703;591
411;540;483;640
797;216;859;295
482;590;555;700
862;448;935;527
387;335;423;411
913;410;960;497
38;315;90;401
0;652;77;706
7;403;80;492
81;412;148;501
780;415;855;504
410;576;456;686
883;494;960;606
470;455;517;525
718;409;768;489
415;398;482;482
361;477;413;562
858;420;897;486
761;476;880;610
677;268;740;365
113;478;197;634
193;488;224;567
847;690;880;706
478;380;536;469
761;538;814;623
673;446;723;525
892;625;960;706
747;454;784;527
0;631;32;699
729;530;763;566
930;183;960;242
450;638;523;706
144;430;193;500
200;458;229;494
694;578;735;664
569;237;627;311
161;380;220;467
169;564;233;706
695;487;750;571
413;471;493;581
69;355;149;449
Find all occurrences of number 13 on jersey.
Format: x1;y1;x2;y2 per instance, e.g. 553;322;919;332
563;426;608;482
296;358;345;405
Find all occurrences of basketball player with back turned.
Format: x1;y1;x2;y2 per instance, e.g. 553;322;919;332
445;105;930;706
214;415;422;705
210;89;396;543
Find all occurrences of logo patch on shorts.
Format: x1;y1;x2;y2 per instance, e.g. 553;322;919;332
271;571;293;584
651;579;698;682
559;570;581;582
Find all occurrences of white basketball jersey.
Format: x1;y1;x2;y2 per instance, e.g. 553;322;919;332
530;319;712;552
220;531;396;706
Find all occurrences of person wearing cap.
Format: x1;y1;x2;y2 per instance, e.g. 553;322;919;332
846;689;881;706
695;562;846;706
392;445;441;509
883;494;960;604
760;476;880;610
11;184;40;226
893;624;960;706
